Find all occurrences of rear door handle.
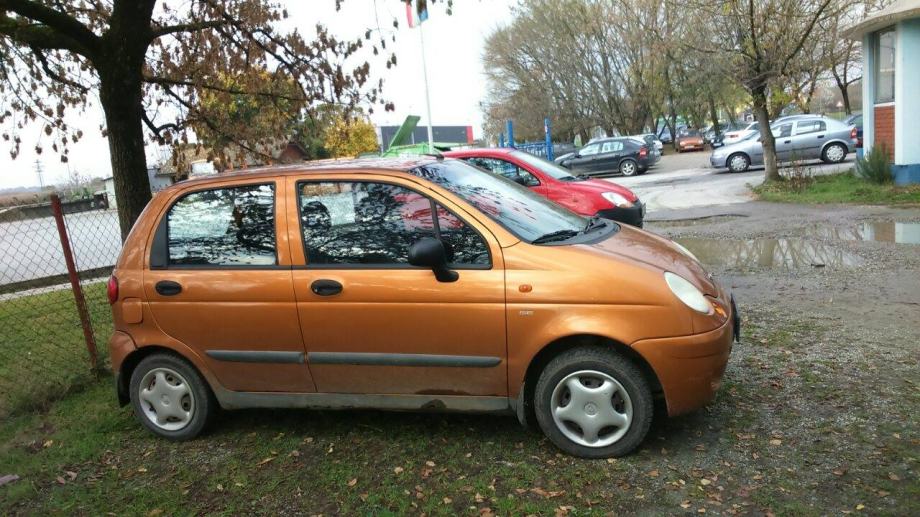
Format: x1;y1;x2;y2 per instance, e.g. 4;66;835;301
817;135;825;138
783;140;791;144
311;279;343;296
155;280;182;296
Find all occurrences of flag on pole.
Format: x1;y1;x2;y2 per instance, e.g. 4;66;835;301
405;0;429;28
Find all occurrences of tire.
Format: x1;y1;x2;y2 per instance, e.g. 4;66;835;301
821;143;847;164
129;353;216;440
619;159;639;177
727;153;750;173
534;346;653;458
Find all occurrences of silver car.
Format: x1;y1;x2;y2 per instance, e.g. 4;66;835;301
710;117;858;173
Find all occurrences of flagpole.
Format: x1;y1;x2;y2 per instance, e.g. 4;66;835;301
418;19;434;154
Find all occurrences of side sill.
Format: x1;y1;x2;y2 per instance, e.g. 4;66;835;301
212;387;512;414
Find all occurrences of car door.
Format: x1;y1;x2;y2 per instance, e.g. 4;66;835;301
567;143;601;174
791;120;827;159
772;123;794;162
144;180;315;393
287;175;508;397
597;140;625;173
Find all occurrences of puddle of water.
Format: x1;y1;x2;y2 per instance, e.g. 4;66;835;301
810;221;920;245
675;237;861;269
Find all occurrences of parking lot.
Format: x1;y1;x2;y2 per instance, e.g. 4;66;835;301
612;149;857;213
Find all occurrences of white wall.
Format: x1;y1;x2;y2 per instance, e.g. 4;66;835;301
895;18;920;165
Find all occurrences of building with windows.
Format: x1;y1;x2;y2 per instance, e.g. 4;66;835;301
846;0;920;184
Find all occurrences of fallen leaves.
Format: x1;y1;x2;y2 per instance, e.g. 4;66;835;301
347;478;357;487
769;439;783;446
256;457;275;467
393;466;404;475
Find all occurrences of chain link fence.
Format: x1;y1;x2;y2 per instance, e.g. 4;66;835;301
0;196;121;417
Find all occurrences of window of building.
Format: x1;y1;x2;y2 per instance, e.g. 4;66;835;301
298;181;490;267
167;184;276;266
875;28;896;104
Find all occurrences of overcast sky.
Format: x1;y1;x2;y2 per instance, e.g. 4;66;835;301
0;0;515;190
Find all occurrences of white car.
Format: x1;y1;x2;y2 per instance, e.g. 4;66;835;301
720;122;759;146
634;133;664;152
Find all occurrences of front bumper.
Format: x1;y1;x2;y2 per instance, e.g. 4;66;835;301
630;300;738;417
596;200;645;227
710;154;727;168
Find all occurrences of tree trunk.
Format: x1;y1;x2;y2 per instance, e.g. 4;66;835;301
98;64;151;239
833;69;853;115
707;92;720;137
752;86;780;182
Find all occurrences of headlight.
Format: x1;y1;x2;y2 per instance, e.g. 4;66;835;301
601;192;633;207
664;272;712;314
672;241;699;262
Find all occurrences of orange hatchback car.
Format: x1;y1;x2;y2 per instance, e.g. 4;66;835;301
108;157;739;458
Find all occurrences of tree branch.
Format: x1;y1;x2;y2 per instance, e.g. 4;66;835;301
0;0;99;56
149;19;228;40
29;45;90;92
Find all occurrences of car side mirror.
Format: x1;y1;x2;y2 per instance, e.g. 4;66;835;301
408;237;458;283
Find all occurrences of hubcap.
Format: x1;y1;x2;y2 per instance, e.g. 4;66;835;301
138;367;195;431
827;145;844;162
730;155;747;172
622;162;636;176
551;370;633;448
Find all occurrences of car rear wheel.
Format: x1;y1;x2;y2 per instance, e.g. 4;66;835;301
130;353;216;440
727;153;750;173
619;159;639;177
534;347;653;458
821;143;847;164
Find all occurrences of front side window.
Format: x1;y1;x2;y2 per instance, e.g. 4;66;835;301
773;123;793;138
298;181;489;267
167;184;276;266
875;28;896;104
579;143;600;156
465;157;539;186
511;151;576;180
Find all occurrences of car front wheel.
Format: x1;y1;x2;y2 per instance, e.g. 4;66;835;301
619;159;639;177
727;153;750;173
129;353;216;440
821;143;847;164
534;347;653;458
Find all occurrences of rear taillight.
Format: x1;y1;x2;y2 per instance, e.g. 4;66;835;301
107;276;119;304
850;127;857;139
639;146;648;158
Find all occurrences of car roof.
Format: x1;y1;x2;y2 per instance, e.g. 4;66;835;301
164;156;443;191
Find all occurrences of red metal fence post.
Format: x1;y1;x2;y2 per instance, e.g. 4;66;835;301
50;194;99;373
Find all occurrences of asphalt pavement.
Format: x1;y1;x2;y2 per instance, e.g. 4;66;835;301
605;149;856;213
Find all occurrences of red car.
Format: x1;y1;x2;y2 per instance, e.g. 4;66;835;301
444;148;645;226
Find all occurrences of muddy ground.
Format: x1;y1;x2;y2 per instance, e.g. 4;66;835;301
1;201;918;515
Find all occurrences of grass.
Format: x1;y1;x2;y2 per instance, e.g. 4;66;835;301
1;304;917;515
754;172;920;205
0;282;111;417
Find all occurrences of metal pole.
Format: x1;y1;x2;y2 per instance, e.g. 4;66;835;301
499;132;505;148
544;117;554;161
506;120;515;148
50;194;99;372
418;22;435;153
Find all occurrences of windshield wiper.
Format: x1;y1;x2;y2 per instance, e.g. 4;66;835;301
584;215;607;233
531;229;580;244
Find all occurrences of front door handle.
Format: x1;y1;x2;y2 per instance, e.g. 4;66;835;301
155;280;182;296
817;135;825;138
311;279;343;296
783;140;791;144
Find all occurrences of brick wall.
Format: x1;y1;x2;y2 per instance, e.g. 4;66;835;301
874;105;895;159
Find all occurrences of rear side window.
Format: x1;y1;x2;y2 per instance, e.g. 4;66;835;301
167;184;276;266
298;181;490;267
794;120;826;135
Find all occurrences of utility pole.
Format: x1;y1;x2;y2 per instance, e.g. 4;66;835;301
34;159;45;189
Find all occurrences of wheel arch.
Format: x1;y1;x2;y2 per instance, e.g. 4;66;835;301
821;139;850;155
726;151;750;171
117;345;210;406
517;334;664;429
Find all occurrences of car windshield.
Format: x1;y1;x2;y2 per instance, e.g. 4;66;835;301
411;160;587;242
511;150;577;181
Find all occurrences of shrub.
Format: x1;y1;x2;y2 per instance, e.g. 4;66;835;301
854;144;892;184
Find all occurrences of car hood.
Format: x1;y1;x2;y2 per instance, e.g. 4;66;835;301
575;224;717;295
565;178;638;202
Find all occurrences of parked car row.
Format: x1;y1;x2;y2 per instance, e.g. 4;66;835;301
554;136;658;178
710;115;858;172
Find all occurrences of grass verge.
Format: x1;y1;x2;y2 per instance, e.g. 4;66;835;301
754;172;920;205
1;304;917;515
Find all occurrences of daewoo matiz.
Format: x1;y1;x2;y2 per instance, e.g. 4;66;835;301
108;157;739;458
